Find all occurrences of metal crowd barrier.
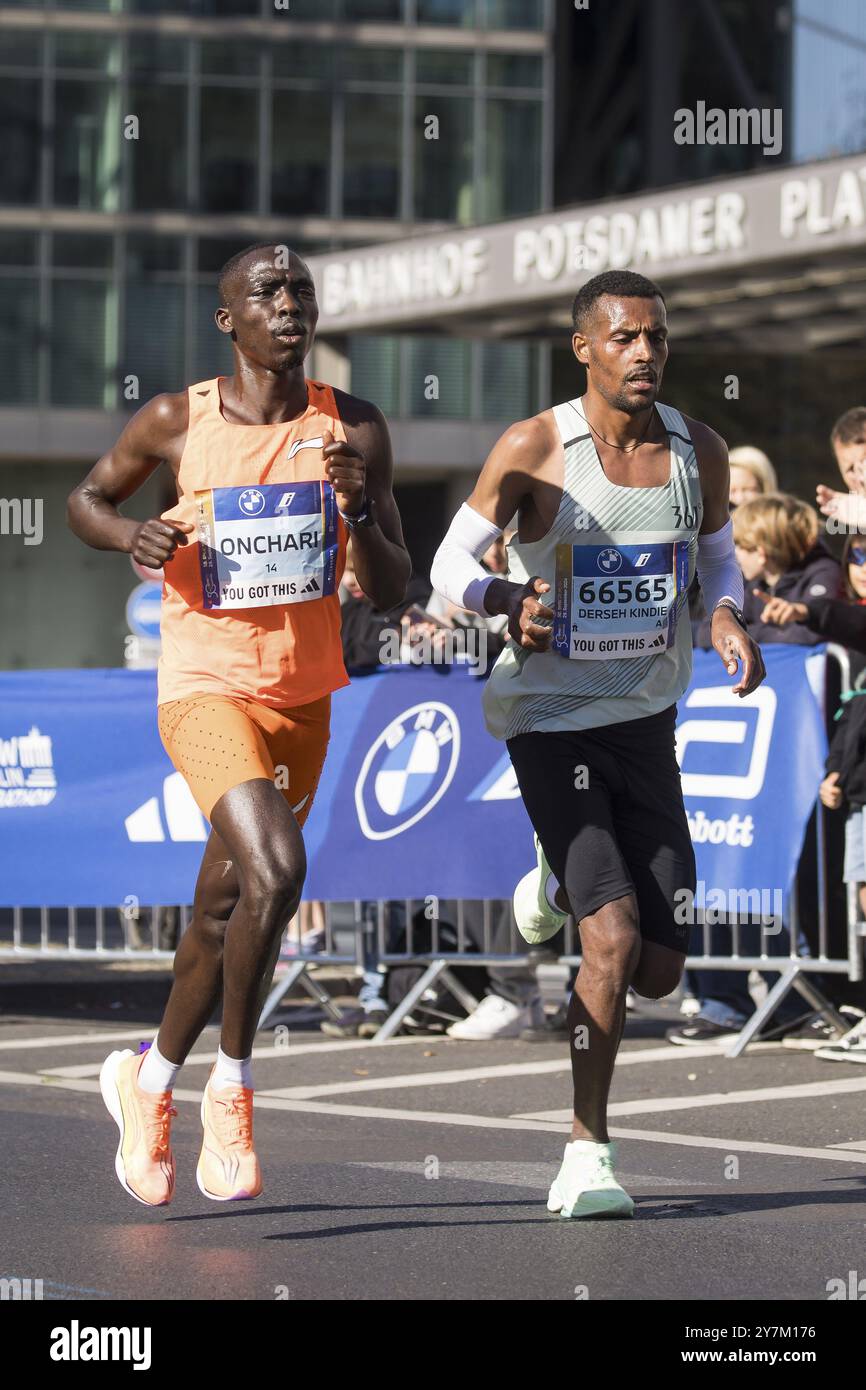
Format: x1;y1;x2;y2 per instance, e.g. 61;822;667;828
2;649;864;1057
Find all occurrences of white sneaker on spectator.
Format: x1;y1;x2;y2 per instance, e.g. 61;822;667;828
815;1014;866;1064
447;993;544;1040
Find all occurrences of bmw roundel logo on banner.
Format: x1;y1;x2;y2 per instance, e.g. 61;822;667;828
354;701;461;841
126;581;163;639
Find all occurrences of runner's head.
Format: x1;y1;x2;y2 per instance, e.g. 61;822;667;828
215;243;317;371
571;270;667;414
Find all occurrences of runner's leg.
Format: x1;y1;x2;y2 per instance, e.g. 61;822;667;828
568;894;641;1141
154;829;240;1064
209;778;306;1061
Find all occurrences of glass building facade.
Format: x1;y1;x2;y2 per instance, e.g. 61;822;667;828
0;0;551;413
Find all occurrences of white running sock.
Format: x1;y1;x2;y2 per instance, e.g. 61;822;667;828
138;1039;182;1094
212;1046;253;1091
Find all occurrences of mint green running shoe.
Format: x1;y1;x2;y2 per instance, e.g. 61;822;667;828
547;1140;635;1219
512;833;568;945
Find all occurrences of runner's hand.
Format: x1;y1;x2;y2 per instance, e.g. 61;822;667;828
507;576;555;652
819;771;843;810
752;588;808;626
711;605;765;696
130;517;194;568
323;428;366;517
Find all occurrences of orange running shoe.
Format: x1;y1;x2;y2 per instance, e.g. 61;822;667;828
99;1049;177;1207
196;1071;262;1201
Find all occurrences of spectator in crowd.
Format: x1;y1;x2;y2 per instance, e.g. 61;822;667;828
670;494;844;1048
735;493;841;644
815;406;866;530
727;446;778;509
755;535;866;1063
690;447;777;653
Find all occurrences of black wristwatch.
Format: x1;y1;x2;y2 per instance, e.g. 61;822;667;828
339;496;377;531
715;599;747;629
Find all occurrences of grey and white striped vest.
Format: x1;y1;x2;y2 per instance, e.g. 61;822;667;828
482;395;703;740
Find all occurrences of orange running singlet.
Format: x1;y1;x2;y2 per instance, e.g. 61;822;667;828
157;376;350;710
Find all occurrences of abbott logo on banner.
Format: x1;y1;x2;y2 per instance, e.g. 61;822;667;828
355;701;460;841
676;685;777;799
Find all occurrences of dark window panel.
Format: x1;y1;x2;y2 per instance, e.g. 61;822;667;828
348;335;400;416
199;86;259;212
271;90;331;217
200;40;261;77
128;35;188;75
126;234;184;273
54;32;119;72
50;280;115;408
413;93;473;222
0;231;38;266
483;0;544;28
193;281;233;383
340;47;404;83
343;0;404;19
344;93;402;218
52;232;114;268
0;78;41;206
0;32;44;66
406;337;471;417
417;0;477;24
484;97;541;218
128;83;189;211
53;80;120;210
197;236;255;273
272;43;334;82
486;53;542;88
124;279;186;401
415;49;474;85
0;278;39;405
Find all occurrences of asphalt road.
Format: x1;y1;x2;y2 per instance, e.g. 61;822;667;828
2;965;866;1303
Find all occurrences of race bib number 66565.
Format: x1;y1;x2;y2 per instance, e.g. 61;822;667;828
553;541;690;660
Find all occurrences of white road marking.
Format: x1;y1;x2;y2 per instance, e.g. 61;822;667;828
37;1033;432;1078
3;1071;864;1164
256;1042;737;1100
827;1138;866;1151
513;1075;866;1121
0;1028;160;1052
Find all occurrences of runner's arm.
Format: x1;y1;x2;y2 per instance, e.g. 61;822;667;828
334;401;411;612
690;419;765;695
67;393;191;562
432;417;555;650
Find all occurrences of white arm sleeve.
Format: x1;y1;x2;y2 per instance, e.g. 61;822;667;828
430;502;504;616
696;519;744;613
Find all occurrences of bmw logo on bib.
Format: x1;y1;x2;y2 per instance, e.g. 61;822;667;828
597;547;623;573
355;701;461;841
238;488;266;516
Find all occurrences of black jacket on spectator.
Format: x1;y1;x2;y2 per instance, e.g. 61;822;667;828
340;573;431;674
741;541;841;646
807;596;866;806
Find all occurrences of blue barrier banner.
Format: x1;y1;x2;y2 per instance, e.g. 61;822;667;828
0;647;826;906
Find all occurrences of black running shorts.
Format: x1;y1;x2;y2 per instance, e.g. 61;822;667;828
506;704;695;952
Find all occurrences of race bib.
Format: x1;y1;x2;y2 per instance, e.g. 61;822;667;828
195;481;339;610
553;541;690;660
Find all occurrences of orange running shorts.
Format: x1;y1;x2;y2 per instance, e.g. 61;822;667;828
157;692;331;824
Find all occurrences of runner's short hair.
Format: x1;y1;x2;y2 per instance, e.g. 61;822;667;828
218;243;300;306
572;270;666;332
830;407;866;449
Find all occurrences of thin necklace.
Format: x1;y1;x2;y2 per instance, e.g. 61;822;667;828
584;403;656;452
